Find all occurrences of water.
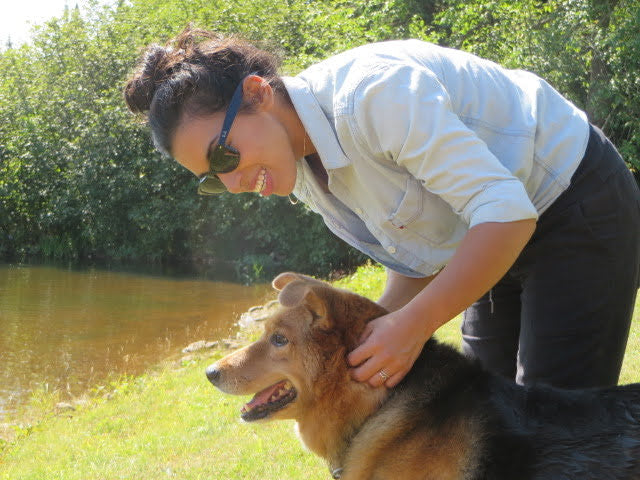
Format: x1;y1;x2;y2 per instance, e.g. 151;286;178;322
0;264;272;420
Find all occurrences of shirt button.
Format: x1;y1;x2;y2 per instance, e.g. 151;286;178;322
386;245;397;254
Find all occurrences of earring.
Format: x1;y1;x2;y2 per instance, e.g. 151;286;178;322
302;131;307;158
289;130;306;206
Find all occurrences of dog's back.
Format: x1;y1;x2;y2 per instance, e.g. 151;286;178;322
379;339;640;479
494;379;640;479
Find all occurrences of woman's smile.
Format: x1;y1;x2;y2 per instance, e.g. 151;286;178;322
253;168;268;195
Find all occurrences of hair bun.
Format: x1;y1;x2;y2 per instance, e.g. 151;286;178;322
124;45;174;114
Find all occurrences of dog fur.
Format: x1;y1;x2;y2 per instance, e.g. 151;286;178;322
207;272;640;479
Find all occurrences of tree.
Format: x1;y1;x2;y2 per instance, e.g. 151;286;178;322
1;0;637;281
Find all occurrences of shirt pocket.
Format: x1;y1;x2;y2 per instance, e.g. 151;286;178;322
386;177;459;246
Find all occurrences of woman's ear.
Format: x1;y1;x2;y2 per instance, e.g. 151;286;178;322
243;75;274;111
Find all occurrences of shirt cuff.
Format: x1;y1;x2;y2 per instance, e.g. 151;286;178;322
464;179;539;228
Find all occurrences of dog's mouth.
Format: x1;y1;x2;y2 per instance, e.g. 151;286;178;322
241;379;297;421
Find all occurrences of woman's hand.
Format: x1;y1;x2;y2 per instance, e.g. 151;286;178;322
347;307;434;388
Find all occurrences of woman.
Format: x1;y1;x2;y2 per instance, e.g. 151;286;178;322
125;28;640;390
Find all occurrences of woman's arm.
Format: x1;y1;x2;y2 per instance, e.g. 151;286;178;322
377;269;436;313
348;218;536;387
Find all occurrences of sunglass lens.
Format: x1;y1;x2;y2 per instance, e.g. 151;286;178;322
198;175;227;195
210;144;240;174
198;144;240;195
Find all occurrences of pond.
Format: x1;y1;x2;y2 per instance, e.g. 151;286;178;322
0;264;272;420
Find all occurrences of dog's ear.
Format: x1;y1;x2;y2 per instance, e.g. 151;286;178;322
272;272;303;291
272;272;323;291
277;281;326;316
276;276;328;326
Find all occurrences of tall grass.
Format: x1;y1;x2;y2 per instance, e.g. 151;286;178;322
1;263;638;479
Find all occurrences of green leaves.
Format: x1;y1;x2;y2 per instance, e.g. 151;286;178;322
0;0;385;277
0;0;637;280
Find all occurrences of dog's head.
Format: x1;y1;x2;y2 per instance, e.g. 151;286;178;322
206;272;387;423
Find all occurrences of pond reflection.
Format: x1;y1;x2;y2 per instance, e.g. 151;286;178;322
0;264;271;419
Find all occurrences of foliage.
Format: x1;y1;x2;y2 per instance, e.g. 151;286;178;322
603;0;640;171
0;0;391;278
0;0;638;281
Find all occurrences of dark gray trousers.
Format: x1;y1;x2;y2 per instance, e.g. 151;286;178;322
462;125;640;389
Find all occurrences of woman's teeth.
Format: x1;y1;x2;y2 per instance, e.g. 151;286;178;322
254;169;266;193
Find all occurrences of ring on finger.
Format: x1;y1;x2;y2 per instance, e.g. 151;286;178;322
378;369;390;381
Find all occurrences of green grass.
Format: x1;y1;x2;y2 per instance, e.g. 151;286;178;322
1;263;639;479
1;352;327;479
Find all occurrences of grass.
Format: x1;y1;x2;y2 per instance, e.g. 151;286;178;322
0;349;327;479
1;262;639;479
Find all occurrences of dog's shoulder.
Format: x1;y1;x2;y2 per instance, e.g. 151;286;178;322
398;338;492;408
391;339;538;479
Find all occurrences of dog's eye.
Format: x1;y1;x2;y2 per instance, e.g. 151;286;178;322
270;333;289;347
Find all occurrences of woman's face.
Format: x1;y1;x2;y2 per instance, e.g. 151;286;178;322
171;80;300;197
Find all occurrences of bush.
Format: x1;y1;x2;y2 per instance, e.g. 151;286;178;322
1;0;637;281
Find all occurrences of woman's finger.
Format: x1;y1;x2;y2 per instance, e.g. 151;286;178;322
354;358;390;387
350;354;383;382
358;322;373;344
347;342;370;368
384;369;408;388
347;323;376;367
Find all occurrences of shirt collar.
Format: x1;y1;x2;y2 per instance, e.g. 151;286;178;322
282;76;351;170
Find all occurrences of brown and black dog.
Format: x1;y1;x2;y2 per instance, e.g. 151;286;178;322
206;272;640;479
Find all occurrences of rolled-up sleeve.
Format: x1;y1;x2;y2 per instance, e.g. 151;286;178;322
350;63;539;228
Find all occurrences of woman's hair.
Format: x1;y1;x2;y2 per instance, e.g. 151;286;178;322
124;27;288;156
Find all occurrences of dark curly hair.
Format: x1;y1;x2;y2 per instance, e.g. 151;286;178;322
124;27;289;156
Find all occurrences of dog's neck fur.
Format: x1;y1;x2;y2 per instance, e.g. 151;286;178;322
296;377;388;476
292;289;391;477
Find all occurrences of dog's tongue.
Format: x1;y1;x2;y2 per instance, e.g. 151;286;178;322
245;380;286;409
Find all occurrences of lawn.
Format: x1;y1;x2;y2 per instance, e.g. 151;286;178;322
1;263;638;479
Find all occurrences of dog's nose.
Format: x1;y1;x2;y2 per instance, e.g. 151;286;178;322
205;364;221;385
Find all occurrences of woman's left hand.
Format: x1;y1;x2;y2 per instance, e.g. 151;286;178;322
347;308;432;388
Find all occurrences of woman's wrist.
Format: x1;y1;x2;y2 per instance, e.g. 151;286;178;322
397;295;445;344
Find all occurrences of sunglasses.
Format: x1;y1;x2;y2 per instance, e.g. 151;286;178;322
197;76;248;195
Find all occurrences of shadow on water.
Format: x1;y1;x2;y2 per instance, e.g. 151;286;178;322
0;262;273;420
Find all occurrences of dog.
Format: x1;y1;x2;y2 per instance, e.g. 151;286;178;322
206;272;640;479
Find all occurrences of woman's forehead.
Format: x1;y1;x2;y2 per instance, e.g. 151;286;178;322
173;113;223;173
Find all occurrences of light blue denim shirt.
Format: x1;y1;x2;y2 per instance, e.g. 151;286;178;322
284;40;590;277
